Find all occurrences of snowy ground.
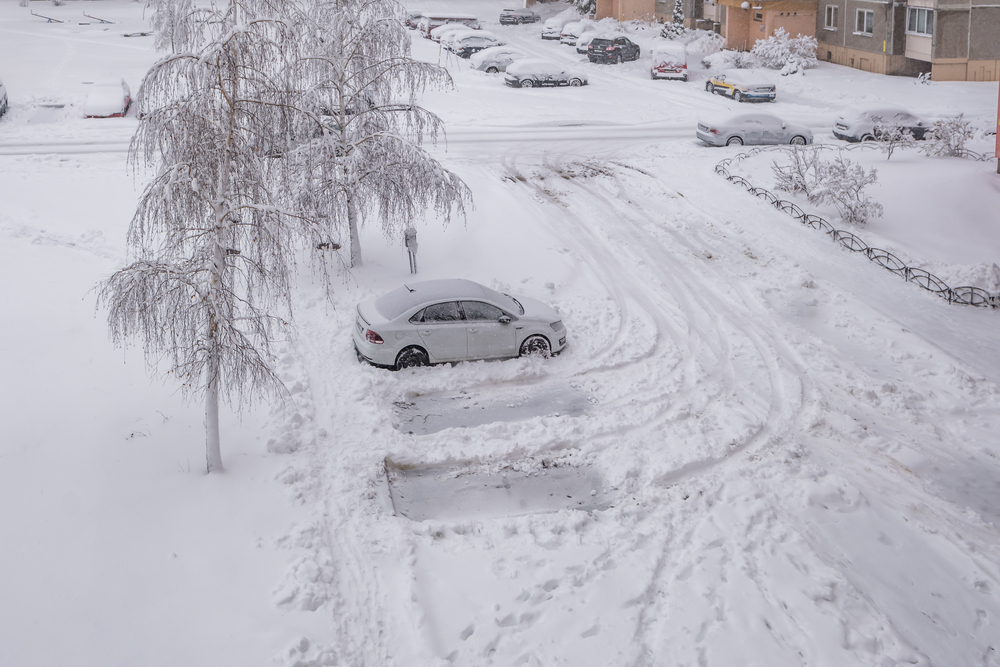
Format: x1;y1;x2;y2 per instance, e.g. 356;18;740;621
2;2;1000;666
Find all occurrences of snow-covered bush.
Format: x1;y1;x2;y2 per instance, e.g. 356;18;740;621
684;29;724;54
702;49;758;70
921;114;974;157
771;147;824;196
660;0;685;38
750;28;817;74
872;117;916;159
915;72;932;85
809;156;883;226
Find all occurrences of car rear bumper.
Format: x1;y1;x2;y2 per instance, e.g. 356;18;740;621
833;130;860;142
652;69;687;79
695;130;725;146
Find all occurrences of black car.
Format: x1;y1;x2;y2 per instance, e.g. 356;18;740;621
587;36;640;64
499;8;540;24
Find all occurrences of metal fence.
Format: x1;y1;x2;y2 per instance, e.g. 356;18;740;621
715;145;999;310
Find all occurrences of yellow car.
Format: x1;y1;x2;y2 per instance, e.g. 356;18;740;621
705;69;776;103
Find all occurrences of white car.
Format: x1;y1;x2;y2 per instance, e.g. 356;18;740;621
559;20;595;46
0;78;8;118
833;107;929;142
84;79;131;118
575;30;601;54
650;42;688;81
504;59;589;88
430;23;472;43
696;111;813;146
353;279;568;369
471;45;528;73
541;15;575;39
449;31;504;58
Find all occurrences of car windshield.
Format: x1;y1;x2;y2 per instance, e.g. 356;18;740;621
591;38;613;47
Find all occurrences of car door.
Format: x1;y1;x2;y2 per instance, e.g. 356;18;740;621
496;52;516;69
622;38;638;60
462;301;517;359
760;115;783;144
742;118;764;144
412;301;468;361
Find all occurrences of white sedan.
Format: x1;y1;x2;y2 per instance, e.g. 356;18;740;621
353;279;568;370
696;111;813;146
471;45;528;73
504;59;588;88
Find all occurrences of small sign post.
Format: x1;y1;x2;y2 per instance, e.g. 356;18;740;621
404;228;418;274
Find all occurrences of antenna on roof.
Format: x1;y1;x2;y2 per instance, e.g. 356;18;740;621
403;284;415;292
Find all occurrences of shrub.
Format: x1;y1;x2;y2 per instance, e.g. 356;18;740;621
750;28;817;74
771;149;883;226
921;114;974;157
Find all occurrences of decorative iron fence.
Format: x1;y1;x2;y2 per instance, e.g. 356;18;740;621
715;145;999;309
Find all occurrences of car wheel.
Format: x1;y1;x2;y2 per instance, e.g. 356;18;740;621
726;136;743;146
569;78;582;87
486;66;499;74
516;17;523;24
861;134;875;142
705;81;714;93
395;346;429;371
520;79;534;88
789;135;807;145
613;53;622;64
519;335;552;358
734;90;744;102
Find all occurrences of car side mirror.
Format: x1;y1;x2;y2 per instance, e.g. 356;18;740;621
917;121;923;126
781;123;786;129
498;315;512;325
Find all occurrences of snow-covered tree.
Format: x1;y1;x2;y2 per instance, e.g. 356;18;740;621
750;28;817;74
660;0;685;38
809;155;883;225
921;114;974;157
573;0;597;17
147;0;197;53
281;0;471;267
101;0;308;473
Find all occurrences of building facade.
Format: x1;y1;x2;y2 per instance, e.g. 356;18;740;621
815;0;1000;80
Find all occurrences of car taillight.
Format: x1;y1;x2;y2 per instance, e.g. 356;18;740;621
365;329;384;344
606;46;614;51
710;128;718;134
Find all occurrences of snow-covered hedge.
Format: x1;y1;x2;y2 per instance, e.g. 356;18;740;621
772;148;883;226
703;28;816;74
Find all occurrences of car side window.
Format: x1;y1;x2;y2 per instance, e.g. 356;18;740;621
413;301;463;323
614;38;626;45
461;301;506;322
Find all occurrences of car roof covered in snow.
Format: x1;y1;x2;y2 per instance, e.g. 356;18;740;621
652;42;687;57
718;69;770;84
84;79;130;118
374;279;510;319
506;58;577;76
841;106;919;122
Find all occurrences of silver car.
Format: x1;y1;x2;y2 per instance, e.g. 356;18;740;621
696;111;813;146
504;58;589;88
833;107;928;142
353;279;568;370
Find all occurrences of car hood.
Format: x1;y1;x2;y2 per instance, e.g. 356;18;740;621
517;296;560;322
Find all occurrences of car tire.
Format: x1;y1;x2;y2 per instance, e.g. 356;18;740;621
516;17;523;24
789;135;807;145
861;134;875;142
519;335;552;358
395;347;429;371
486;66;499;74
705;81;714;93
726;136;743;146
734;90;744;103
614;53;622;64
520;79;534;88
569;78;582;87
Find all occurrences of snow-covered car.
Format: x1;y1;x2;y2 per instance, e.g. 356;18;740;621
575;30;601;54
696;111;812;146
84;79;131;118
418;14;479;38
499;8;540;24
705;70;775;102
353;279;568;369
405;11;424;29
587;35;641;63
504;59;589;88
430;23;474;43
540;15;575;39
449;31;505;58
471;45;528;73
559;20;595;46
833;107;929;142
650;42;688;81
0;78;8;118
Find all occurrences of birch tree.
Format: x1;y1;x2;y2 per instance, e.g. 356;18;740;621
281;0;471;268
100;0;301;473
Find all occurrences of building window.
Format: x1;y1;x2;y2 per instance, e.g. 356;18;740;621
906;7;933;35
753;11;763;21
855;9;873;35
824;5;838;30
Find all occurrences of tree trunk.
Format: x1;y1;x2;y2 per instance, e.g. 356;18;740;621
205;329;223;473
348;195;362;267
